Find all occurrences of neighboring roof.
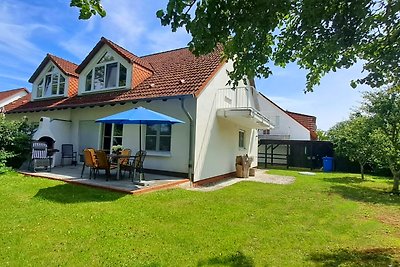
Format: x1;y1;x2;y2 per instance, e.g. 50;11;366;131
0;88;28;101
3;92;31;112
76;37;154;73
258;92;318;140
29;54;79;83
7;40;224;113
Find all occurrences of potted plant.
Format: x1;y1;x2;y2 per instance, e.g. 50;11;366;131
111;145;123;155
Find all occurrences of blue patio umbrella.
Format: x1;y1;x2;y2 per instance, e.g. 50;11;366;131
95;106;184;152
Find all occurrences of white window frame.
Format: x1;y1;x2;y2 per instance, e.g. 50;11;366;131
84;51;128;92
34;64;67;99
145;124;172;152
101;123;124;153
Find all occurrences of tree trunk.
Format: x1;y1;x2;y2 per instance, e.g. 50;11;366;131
360;163;365;180
389;166;400;193
393;171;400;193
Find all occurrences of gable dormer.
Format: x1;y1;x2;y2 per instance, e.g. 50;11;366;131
29;54;79;101
76;37;153;95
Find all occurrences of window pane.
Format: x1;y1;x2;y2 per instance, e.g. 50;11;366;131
113;137;122;146
146;125;158;135
146;136;157;150
105;62;118;88
85;71;92;91
94;66;105;90
160;124;171;135
159;136;171;151
98;52;115;63
119;64;127;87
37;85;43;97
104;123;112;136
113;124;123;136
44;74;51;96
103;137;111;150
60;75;65;83
239;131;245;148
59;83;65;95
51;73;59;95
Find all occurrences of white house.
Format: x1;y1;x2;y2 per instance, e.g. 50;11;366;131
6;37;272;185
0;88;29;112
257;93;317;141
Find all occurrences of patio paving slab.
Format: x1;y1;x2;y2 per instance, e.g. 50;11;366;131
19;164;188;194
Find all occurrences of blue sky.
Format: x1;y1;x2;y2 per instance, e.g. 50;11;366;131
0;0;370;130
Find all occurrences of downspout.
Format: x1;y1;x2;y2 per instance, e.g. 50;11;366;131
181;97;194;183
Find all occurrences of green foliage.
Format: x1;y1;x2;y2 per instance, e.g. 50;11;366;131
328;114;375;179
0;116;34;170
316;129;330;141
361;87;400;192
156;0;400;91
71;1;400;91
70;0;106;19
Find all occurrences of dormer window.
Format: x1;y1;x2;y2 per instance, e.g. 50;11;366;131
36;65;66;98
85;51;128;92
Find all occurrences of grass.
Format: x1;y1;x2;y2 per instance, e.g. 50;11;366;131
0;170;399;266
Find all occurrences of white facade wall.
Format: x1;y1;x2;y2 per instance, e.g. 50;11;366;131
257;94;310;140
194;61;258;181
7;99;194;174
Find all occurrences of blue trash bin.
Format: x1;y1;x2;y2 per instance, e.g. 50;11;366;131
322;157;334;172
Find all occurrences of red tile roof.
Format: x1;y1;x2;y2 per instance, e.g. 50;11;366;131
286;111;318;140
3;92;31;113
7;40;224;113
0;88;28;101
29;54;79;83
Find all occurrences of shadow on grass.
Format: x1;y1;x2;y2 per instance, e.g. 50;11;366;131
309;248;400;267
197;251;255;267
323;176;365;184
330;185;399;206
34;184;125;203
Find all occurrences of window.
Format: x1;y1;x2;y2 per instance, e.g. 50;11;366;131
239;130;245;149
102;123;123;153
85;51;128;92
36;65;66;98
145;124;171;152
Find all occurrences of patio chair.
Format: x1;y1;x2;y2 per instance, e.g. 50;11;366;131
29;141;52;172
61;144;77;167
81;148;98;179
126;150;146;182
118;148;132;177
95;150;117;181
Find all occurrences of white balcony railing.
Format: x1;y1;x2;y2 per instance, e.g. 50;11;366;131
216;87;254;109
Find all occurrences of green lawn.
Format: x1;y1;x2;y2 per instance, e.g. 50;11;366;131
0;170;399;266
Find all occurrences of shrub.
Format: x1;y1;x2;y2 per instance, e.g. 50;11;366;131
0;115;34;170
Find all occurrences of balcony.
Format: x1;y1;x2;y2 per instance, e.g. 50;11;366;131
216;87;273;129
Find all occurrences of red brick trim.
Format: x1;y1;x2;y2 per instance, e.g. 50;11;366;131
193;171;236;187
132;179;189;195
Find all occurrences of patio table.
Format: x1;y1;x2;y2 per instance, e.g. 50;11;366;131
107;154;137;180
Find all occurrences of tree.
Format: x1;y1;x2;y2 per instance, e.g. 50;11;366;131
316;129;329;141
328;115;374;180
361;88;400;193
72;1;400;91
70;0;106;20
0;116;34;171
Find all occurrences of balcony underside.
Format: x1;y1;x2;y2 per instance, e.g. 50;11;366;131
217;108;273;129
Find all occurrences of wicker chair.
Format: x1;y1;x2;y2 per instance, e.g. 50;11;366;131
80;148;97;179
95;150;116;181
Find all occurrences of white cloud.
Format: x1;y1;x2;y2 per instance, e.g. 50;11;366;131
145;28;191;54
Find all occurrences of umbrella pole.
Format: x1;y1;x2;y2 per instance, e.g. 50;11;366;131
139;123;142;182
